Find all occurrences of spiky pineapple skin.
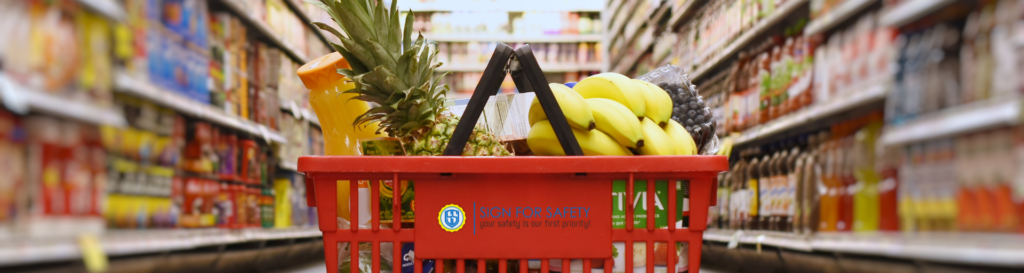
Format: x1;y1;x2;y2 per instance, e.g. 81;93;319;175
405;114;511;156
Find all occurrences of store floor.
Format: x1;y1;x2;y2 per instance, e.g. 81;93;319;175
275;262;736;273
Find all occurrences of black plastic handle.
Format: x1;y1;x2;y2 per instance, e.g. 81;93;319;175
442;44;582;156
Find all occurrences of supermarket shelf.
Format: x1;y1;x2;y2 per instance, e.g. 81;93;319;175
608;0;643;40
804;0;878;36
213;0;309;63
113;71;288;144
422;33;602;43
78;0;127;22
879;96;1021;146
403;1;603;12
667;0;704;29
279;160;298;171
690;0;807;82
703;229;813;252
735;79;889;145
613;29;655;73
0;227;321;267
878;0;958;28
0;73;127;127
611;3;670;72
283;0;334;50
704;229;1024;267
437;62;602;72
279;101;321;127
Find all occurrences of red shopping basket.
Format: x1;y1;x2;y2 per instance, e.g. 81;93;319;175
298;44;728;273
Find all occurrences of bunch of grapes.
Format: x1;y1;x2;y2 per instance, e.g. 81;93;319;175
658;79;715;150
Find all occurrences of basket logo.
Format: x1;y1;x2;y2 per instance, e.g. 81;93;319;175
438;204;466;232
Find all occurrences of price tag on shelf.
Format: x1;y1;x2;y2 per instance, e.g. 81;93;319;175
728;230;743;249
78;234;108;273
756;234;766;253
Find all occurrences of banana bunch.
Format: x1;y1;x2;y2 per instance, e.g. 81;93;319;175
526;74;698;156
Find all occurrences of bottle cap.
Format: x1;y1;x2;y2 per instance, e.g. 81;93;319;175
297;52;351;91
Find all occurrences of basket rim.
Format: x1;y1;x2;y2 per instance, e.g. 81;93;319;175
297;155;729;174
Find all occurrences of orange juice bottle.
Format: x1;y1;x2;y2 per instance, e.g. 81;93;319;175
819;138;839;232
297;52;382;224
992;130;1018;232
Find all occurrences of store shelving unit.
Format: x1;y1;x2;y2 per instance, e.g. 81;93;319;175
77;0;127;22
608;0;704;74
804;0;879;36
607;0;644;44
689;0;808;81
0;73;127;127
114;71;288;144
879;96;1021;146
438;62;602;72
878;0;958;28
279;100;320;128
422;34;602;43
0;227;321;267
704;229;1024;267
403;1;603;12
213;0;310;64
735;80;890;145
282;0;334;48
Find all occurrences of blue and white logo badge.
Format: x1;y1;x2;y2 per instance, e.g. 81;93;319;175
437;204;465;232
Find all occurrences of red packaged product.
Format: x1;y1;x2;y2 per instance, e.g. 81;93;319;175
240;140;258;184
201;179;219;227
182;177;205;228
247;186;260;227
215;181;235;228
26;116;65;215
233;183;247;229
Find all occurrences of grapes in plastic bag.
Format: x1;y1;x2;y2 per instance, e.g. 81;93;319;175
636;65;719;155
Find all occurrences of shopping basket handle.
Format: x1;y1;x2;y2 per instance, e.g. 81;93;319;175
511;45;583;155
441;44;583;156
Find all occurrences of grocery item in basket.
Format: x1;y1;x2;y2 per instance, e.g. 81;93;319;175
309;0;510;157
636;65;719;155
337;218;394;273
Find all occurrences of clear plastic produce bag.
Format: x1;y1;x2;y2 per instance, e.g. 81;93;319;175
637;65;720;155
337;218;394;273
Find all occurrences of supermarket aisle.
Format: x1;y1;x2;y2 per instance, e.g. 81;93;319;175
275;261;328;273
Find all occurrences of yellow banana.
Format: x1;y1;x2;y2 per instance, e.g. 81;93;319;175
664;119;696;155
572;73;646;119
638;118;675;155
586;98;643;149
528;120;631;156
528;84;596;130
633;80;674;127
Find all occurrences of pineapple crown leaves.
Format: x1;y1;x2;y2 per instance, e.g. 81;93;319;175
308;0;450;138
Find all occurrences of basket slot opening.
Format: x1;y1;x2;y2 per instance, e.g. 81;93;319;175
441;173;453;177
574;172;587;177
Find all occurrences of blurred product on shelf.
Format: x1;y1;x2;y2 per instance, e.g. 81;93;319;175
813;12;896;107
713;112;888;233
671;0;791;73
409;10;601;36
0;0;327;243
0;1;114;108
436;42;602;67
887;1;1020;124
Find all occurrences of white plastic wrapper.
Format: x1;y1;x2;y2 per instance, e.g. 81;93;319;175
637;65;720;155
337;218;394;273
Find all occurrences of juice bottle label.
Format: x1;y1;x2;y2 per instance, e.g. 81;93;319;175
360;137;406;156
748;179;759;217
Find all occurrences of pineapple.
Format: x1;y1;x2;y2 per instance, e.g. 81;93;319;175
309;0;510;156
